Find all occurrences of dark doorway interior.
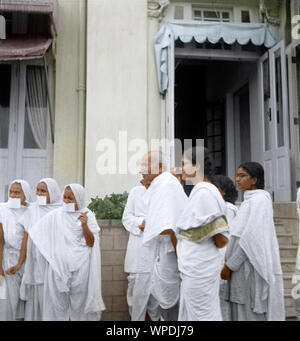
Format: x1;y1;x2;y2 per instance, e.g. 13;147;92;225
175;60;227;176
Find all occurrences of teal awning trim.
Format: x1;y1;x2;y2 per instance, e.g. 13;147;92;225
155;21;278;94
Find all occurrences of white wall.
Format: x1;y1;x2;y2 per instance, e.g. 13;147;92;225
53;0;86;190
85;0;148;200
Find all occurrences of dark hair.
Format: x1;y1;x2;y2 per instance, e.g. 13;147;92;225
184;146;214;177
210;175;238;204
239;162;265;190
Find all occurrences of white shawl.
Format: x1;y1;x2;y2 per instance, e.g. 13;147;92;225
142;172;188;245
0;180;32;250
177;182;227;231
19;178;62;297
9;179;33;204
29;184;105;316
230;189;285;321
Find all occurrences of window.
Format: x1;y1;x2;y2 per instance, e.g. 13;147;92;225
174;5;184;20
1;12;50;38
0;64;11;149
241;10;250;23
193;7;232;22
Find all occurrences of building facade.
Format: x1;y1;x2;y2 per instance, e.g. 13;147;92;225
0;0;300;205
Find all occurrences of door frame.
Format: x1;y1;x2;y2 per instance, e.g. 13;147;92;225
286;42;300;199
0;58;54;200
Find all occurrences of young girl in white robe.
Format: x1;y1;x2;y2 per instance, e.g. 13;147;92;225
28;184;105;321
221;162;285;321
0;180;32;320
176;147;229;321
19;178;62;321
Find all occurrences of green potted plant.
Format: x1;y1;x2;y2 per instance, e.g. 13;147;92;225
88;192;129;227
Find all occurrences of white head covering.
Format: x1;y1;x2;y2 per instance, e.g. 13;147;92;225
39;178;62;205
9;179;33;203
64;184;86;211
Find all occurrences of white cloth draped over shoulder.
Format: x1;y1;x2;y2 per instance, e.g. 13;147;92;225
0;180;31;320
177;182;228;231
226;202;238;227
19;178;62;321
229;190;285;321
28;184;105;321
131;172;187;321
176;182;228;321
142;172;188;244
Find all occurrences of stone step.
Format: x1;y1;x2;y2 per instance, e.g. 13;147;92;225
279;246;298;259
285;295;296;309
277;234;294;246
281;258;297;273
286;306;296;319
283;274;293;290
275;222;299;238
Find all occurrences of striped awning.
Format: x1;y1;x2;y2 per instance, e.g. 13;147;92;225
0;37;52;60
155;21;278;94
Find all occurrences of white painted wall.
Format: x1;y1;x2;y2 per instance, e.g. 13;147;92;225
53;0;86;190
85;0;148;200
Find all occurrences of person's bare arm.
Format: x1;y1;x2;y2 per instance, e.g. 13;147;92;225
160;229;178;257
6;231;28;275
213;233;229;249
0;224;4;276
80;213;95;247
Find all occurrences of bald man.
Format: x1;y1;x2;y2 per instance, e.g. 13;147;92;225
131;151;188;321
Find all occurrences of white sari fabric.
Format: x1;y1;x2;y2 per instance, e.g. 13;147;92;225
122;185;147;274
176;182;228;321
28;184;105;321
122;185;148;317
220;201;238;321
19;178;62;321
0;180;31;320
226;190;285;321
131;172;188;321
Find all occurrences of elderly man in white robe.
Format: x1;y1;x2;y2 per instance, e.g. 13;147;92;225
221;162;285;321
122;178;151;318
28;184;105;321
19;178;62;321
131;151;188;321
176;147;229;321
0;180;33;320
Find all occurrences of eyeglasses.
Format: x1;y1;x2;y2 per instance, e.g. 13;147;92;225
236;173;250;179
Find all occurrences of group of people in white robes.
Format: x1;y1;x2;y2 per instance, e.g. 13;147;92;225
0;179;105;321
123;148;285;321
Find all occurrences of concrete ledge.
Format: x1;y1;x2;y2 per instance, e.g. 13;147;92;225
99;220;129;321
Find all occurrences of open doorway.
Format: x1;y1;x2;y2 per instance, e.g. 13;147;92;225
174;58;256;194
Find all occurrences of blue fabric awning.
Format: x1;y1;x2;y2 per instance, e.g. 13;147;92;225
155;21;278;94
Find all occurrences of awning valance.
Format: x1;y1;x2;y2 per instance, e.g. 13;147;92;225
155;21;278;94
0;37;52;60
0;0;59;35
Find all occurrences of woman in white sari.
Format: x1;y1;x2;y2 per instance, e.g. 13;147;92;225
0;180;32;320
19;178;62;321
176;147;229;321
221;162;285;321
28;184;105;321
